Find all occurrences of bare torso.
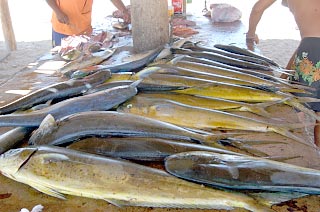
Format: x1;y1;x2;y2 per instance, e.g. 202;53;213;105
287;0;320;38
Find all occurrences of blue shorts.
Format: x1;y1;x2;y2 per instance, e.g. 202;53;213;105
291;37;320;112
52;29;68;47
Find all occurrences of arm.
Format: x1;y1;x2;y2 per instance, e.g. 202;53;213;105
46;0;69;24
110;0;131;23
246;0;276;44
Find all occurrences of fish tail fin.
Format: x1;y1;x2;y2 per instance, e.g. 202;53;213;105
244;98;292;118
269;126;315;148
28;114;57;145
285;99;320;121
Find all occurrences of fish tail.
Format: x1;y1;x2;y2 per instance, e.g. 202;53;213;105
285;99;320;121
269;126;315;148
244;98;292;118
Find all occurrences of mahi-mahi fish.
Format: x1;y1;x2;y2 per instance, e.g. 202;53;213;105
0;70;111;115
0;145;275;211
117;95;309;146
67;136;244;161
28;111;231;149
165;151;320;194
0;81;139;127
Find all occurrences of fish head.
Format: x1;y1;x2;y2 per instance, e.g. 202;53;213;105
0;147;37;178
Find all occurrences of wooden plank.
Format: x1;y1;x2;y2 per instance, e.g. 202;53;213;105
131;0;169;53
0;0;16;51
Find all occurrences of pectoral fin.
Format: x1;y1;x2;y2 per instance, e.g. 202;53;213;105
29;183;66;200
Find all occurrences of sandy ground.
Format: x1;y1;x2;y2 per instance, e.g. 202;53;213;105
0;0;300;80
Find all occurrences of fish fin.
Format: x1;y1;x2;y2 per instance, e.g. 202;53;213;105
222;138;287;146
104;199;127;207
130;79;143;88
30;183;66;200
269;126;315;148
286;99;320;121
219;139;269;157
295;96;320;103
263;155;302;162
248;191;308;206
28;114;57;145
168;55;185;65
279;87;313;95
40;153;70;164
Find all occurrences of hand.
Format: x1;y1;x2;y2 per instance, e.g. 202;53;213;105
246;33;259;44
56;11;69;25
122;9;131;24
246;33;259;51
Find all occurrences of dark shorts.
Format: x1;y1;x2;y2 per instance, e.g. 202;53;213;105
52;29;68;47
291;37;320;112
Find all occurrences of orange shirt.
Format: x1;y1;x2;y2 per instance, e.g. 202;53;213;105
51;0;93;36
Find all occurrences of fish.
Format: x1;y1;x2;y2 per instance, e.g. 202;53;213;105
67;136;243;161
173;80;288;102
0;145;274;211
0;70;111;115
0;127;34;155
171;60;281;86
28;111;229;148
59;48;116;77
152;63;285;90
169;61;308;93
0;81;139;127
133;66;265;90
172;83;320;121
134;72;216;91
165;151;320;194
171;47;276;72
141;64;277;90
85;80;134;94
178;55;316;92
182;41;272;66
84;72;135;94
97;46;163;72
131;92;279;118
117;96;309;146
214;43;281;68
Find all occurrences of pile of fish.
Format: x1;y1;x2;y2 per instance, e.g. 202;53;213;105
1;39;320;212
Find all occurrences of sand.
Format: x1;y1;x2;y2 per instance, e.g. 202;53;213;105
0;0;300;74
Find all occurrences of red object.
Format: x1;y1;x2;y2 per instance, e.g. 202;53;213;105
172;0;183;14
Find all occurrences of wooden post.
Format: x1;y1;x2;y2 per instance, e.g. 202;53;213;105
131;0;169;53
0;0;17;51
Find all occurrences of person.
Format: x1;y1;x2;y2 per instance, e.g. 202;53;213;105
46;0;131;47
246;0;320;147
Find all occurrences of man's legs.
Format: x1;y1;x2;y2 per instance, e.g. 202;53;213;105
314;112;320;147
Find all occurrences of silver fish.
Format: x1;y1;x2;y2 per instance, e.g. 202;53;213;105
165;151;320;194
0;81;139;127
0;70;111;114
0;145;275;211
